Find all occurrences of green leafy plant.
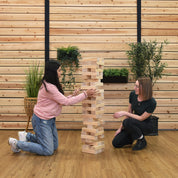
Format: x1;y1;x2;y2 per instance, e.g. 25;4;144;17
102;68;129;83
25;62;43;97
103;68;129;77
126;40;168;85
57;46;81;90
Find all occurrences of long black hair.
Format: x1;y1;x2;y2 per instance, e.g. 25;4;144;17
42;59;64;94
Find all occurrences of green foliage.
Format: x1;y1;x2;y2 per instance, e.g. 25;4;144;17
126;40;168;85
57;46;81;90
103;68;129;77
25;63;43;97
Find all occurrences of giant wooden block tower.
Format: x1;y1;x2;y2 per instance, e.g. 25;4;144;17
81;58;105;154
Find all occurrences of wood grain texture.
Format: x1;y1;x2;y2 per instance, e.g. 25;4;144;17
0;130;178;178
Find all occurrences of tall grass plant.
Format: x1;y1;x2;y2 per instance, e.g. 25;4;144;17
25;63;43;97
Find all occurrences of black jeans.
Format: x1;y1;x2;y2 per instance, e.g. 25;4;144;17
112;118;152;148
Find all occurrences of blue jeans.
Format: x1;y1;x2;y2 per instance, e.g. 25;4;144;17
17;114;58;156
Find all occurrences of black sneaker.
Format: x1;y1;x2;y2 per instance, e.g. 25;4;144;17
132;137;147;151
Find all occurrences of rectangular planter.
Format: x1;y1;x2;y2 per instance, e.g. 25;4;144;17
101;76;128;83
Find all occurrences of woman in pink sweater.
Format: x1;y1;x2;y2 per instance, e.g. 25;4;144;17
8;60;97;155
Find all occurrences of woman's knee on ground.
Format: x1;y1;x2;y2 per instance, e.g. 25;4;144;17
112;136;125;148
42;147;54;156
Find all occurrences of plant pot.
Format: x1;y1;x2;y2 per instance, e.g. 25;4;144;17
101;76;128;83
145;115;159;136
24;97;37;131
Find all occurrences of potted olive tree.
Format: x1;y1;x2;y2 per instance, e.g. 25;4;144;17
24;62;43;131
127;40;167;86
101;68;129;83
126;39;168;135
57;46;81;90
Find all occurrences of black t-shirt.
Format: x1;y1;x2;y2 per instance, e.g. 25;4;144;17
129;91;157;118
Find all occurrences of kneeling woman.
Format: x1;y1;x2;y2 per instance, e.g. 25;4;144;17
112;77;156;151
8;60;97;156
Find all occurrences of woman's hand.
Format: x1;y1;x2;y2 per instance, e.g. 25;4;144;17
114;128;122;136
86;89;98;97
113;111;127;118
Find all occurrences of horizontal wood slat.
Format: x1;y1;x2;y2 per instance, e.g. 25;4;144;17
0;75;178;83
0;43;178;52
142;1;178;8
142;15;178;22
50;0;137;6
0;21;44;28
142;8;178;14
0;0;44;5
0;36;44;42
50;36;137;43
0;6;44;13
1;98;178;106
0;66;177;75
1;51;177;60
50;7;137;14
0;28;44;35
0;51;44;58
1;90;178;100
0;14;44;21
1;105;178;115
50;22;137;28
50;29;137;35
142;22;178;29
142;29;178;36
0;113;177;122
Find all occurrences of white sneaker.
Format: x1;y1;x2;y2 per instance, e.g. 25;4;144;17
8;138;21;153
18;131;27;142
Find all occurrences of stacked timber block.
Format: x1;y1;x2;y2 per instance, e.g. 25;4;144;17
81;58;105;154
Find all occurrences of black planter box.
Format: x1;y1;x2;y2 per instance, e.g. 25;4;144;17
101;76;128;83
145;115;159;136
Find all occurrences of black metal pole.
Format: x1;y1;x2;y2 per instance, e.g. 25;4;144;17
137;0;141;43
45;0;49;62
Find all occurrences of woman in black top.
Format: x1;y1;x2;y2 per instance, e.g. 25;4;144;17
112;77;157;151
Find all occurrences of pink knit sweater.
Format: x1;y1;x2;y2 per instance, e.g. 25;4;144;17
34;82;87;120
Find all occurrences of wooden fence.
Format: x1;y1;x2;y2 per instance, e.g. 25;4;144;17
0;0;178;130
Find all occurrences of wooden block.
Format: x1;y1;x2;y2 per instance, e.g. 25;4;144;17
82;76;99;81
82;110;104;116
83;121;101;127
81;134;98;141
82;114;102;119
82;103;104;109
82;144;104;154
83;109;104;116
83;120;104;126
82;127;98;134
82;66;103;73
82;71;98;76
81;58;101;63
82;100;97;104
82;106;103;112
84;96;103;102
93;143;105;150
81;82;103;88
82;145;97;154
81;86;98;90
82;127;104;136
92;141;104;146
90;110;104;115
